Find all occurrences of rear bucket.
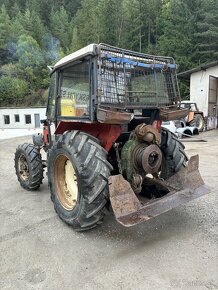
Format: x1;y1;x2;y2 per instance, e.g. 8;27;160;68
109;155;210;227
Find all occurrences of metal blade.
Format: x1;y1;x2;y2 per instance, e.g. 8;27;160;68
109;155;210;227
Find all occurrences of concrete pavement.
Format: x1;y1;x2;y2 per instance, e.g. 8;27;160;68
0;130;217;290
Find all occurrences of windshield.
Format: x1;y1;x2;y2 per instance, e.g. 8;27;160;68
59;61;90;117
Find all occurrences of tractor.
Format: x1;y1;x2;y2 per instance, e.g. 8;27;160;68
14;44;210;231
181;101;205;132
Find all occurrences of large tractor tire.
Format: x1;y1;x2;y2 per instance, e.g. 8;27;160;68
160;128;188;179
190;113;204;132
15;143;43;190
47;131;112;231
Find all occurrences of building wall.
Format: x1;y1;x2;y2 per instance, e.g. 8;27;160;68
190;66;218;116
0;107;46;129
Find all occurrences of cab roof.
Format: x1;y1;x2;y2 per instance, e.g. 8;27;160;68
53;43;97;71
51;43;176;74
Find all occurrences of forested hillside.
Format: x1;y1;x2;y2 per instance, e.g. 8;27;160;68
0;0;218;106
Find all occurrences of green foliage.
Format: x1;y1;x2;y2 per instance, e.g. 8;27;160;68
97;0;125;45
157;0;196;71
193;0;218;63
0;5;10;47
0;76;29;106
50;6;72;52
0;5;11;65
16;35;44;68
0;0;217;105
1;63;19;77
73;0;101;47
15;35;46;90
121;0;162;53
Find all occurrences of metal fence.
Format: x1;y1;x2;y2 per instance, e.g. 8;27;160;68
97;44;180;109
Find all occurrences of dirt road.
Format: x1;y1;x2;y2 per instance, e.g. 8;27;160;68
0;130;217;289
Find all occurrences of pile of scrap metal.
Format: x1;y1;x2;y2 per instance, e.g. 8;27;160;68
161;120;199;138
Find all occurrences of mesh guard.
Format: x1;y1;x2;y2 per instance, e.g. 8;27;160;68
97;44;180;110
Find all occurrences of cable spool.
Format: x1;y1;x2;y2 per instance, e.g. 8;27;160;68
132;144;162;174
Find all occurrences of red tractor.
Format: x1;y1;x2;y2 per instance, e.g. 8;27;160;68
15;44;210;231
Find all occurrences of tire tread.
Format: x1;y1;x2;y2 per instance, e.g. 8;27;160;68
48;131;112;232
15;143;44;191
161;128;188;179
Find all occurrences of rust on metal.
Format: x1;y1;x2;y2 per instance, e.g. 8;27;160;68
97;107;133;124
134;124;161;144
159;106;189;121
132;143;162;174
108;174;143;219
109;155;210;227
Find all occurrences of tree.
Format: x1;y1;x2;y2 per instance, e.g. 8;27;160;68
0;5;11;65
50;6;72;52
106;0;145;52
10;11;26;42
157;0;197;71
193;0;218;64
97;0;125;46
118;0;162;53
73;0;101;47
0;76;29;106
20;8;46;46
0;0;217;106
16;35;45;89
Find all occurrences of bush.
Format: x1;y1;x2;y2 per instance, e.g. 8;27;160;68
0;75;29;106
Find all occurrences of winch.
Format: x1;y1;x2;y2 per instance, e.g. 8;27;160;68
121;124;162;193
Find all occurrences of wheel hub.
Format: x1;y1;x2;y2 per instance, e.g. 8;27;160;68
18;154;29;181
54;155;78;210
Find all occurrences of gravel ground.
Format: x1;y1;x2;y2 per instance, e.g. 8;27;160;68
0;130;217;290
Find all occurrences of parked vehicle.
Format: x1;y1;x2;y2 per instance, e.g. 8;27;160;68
161;121;177;133
14;43;210;231
181;101;205;131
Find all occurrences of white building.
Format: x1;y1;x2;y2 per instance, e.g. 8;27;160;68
0;107;46;129
178;61;218;128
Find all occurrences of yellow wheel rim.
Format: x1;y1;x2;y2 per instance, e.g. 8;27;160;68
54;155;78;210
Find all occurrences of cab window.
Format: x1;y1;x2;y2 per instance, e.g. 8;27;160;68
59;61;90;117
47;73;56;120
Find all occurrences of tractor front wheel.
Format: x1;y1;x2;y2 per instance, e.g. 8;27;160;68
190;114;204;132
15;143;43;190
47;131;112;231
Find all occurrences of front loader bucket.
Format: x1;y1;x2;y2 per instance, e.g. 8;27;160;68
109;155;210;227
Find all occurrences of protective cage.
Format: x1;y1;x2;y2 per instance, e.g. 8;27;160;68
97;44;180;110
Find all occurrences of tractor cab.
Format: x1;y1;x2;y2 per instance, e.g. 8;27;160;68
46;43;188;131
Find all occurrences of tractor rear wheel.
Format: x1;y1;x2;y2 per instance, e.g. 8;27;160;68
15;143;43;190
47;131;112;231
160;128;188;179
190;114;204;132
